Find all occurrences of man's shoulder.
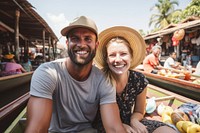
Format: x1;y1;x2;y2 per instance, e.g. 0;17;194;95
92;65;104;76
41;58;65;66
52;58;66;62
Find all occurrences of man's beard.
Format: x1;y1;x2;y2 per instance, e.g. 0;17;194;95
68;48;96;66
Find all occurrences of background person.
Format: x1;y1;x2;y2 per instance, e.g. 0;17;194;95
22;56;32;72
0;54;26;76
193;61;200;76
164;51;181;69
94;26;177;133
25;16;125;133
143;45;163;74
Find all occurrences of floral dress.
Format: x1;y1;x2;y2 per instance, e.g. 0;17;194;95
93;70;170;133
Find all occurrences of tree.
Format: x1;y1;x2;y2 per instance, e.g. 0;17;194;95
149;0;179;30
181;0;200;19
138;29;146;37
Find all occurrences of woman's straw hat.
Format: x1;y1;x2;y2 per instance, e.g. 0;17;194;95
95;26;146;69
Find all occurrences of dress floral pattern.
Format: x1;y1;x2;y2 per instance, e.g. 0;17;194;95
93;70;170;133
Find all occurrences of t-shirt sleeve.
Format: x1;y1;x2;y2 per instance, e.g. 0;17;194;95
98;76;116;105
30;63;57;100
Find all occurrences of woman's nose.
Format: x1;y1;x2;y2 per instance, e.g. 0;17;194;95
115;54;122;62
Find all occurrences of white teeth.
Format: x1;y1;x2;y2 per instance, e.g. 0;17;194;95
115;65;124;68
76;51;87;55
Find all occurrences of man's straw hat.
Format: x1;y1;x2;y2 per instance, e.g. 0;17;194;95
61;16;98;36
95;26;146;69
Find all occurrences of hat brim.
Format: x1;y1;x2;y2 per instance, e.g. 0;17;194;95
61;25;97;36
95;26;146;69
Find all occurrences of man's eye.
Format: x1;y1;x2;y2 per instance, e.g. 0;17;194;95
85;37;92;42
71;37;79;42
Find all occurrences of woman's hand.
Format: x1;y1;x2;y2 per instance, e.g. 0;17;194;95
123;123;136;133
130;119;148;133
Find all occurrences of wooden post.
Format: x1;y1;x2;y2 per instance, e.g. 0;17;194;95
42;29;46;62
51;39;55;60
55;39;57;59
177;43;180;58
15;9;20;61
48;36;51;61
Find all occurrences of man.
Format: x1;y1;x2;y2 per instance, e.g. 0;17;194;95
25;16;125;133
164;52;181;69
143;45;163;74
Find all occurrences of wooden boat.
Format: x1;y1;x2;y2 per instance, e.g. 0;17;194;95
3;84;199;133
0;92;30;133
0;72;33;108
145;84;199;123
0;72;33;132
135;69;200;101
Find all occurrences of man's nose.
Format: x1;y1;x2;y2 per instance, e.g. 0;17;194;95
77;39;86;46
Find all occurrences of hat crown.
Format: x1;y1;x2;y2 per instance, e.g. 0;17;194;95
94;26;146;69
61;16;98;36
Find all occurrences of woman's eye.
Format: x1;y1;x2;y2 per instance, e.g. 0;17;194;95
108;54;115;57
121;53;127;56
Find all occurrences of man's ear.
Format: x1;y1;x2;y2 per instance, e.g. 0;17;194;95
66;39;69;46
95;41;99;48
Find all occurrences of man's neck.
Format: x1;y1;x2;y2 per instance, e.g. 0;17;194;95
65;58;93;81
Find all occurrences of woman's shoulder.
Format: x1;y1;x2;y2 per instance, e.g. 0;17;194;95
129;70;145;77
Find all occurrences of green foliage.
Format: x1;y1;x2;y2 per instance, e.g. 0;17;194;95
138;29;146;36
170;10;183;23
181;0;200;19
149;0;179;29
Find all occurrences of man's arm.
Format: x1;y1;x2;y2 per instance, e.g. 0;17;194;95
100;103;126;133
25;96;53;133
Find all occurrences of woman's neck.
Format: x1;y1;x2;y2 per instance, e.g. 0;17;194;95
113;71;129;94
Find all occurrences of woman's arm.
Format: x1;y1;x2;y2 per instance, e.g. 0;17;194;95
131;88;147;120
130;88;148;133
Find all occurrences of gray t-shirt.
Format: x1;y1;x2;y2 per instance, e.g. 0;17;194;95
30;58;116;133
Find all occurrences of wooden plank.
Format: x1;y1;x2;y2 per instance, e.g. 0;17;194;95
0;93;29;133
135;69;200;101
147;84;200;104
4;107;27;133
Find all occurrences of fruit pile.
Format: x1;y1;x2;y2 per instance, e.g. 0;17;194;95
156;103;200;133
176;121;200;133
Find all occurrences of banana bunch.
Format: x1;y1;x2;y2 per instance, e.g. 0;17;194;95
176;121;200;133
161;106;174;124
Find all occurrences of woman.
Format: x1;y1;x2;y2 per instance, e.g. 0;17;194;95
0;54;26;76
93;26;177;133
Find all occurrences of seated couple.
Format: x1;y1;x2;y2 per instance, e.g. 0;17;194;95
25;16;177;133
